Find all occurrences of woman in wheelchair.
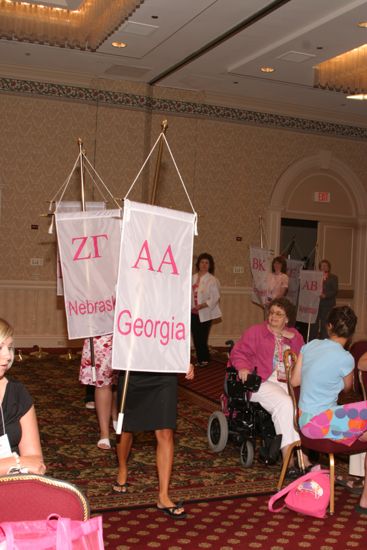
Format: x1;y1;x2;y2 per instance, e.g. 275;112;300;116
230;297;312;477
291;305;367;514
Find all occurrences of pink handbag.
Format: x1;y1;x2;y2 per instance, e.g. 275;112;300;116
268;469;330;518
0;514;104;549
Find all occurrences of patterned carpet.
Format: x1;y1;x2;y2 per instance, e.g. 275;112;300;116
101;488;367;550
179;358;226;404
11;353;366;549
10;354;289;513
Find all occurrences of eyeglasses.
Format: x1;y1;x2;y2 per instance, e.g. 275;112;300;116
268;310;286;318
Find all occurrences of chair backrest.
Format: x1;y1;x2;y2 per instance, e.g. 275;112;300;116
359;369;367;400
349;340;367;395
283;349;300;434
0;474;90;521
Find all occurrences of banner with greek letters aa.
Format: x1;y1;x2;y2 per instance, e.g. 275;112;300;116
56;202;106;296
55;209;122;339
286;259;304;305
296;270;324;323
249;246;273;306
112;200;195;374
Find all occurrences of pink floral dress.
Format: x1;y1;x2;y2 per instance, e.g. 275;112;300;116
79;334;117;387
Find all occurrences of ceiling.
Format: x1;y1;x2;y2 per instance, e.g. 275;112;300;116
1;0;367;126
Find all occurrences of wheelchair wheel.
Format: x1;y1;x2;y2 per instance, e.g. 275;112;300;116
239;440;254;468
207;411;228;452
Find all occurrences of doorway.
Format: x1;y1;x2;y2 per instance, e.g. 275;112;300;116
280;218;318;269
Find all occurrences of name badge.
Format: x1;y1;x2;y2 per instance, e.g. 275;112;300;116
0;433;12;458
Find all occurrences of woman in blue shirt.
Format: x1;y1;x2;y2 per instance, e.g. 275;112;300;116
291;306;367;514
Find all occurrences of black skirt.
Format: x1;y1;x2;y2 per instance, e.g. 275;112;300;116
117;371;178;432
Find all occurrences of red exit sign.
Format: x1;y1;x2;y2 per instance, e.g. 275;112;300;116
314;191;330;203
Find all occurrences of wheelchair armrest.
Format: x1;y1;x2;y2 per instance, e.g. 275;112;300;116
225;365;262;395
244;372;262;393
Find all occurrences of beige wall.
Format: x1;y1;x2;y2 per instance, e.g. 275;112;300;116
1;77;367;346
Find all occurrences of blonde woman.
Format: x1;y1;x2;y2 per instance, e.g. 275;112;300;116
0;318;45;475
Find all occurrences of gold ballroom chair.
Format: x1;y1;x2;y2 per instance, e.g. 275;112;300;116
278;350;367;515
0;474;90;521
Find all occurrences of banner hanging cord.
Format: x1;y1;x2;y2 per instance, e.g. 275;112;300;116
82;153;121;210
124;131;198;234
49;152;81;209
83;164;109;204
124;131;164;200
48;150;121;213
161;133;196;217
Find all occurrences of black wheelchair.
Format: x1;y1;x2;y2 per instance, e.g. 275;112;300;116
207;341;281;467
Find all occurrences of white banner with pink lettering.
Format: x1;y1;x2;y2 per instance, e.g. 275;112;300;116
55;209;122;339
112;200;195;374
249;246;273;306
56;201;106;296
296;270;324;323
286;259;304;306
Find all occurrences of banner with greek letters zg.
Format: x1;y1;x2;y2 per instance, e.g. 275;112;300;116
112;200;195;374
55;209;122;339
249;246;273;306
56;201;106;296
296;270;324;323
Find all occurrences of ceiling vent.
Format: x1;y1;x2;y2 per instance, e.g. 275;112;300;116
118;21;158;36
276;51;316;63
104;65;150;78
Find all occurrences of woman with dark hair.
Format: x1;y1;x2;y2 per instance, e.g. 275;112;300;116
292;306;366;444
266;256;288;304
230;297;310;476
191;253;221;367
291;305;367;513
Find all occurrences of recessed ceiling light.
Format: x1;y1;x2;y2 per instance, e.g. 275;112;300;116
346;94;367;100
357;21;367;28
112;41;127;48
260;66;275;73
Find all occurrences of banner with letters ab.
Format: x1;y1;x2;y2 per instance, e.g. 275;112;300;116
249;246;273;306
55;209;122;339
112;200;195;374
296;270;324;324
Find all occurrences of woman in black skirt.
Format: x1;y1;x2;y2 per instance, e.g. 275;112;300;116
113;364;194;519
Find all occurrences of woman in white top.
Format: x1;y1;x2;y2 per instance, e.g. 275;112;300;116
191;253;221;367
266;256;289;305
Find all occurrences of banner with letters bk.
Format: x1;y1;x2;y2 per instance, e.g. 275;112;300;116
55;208;122;339
112;200;195;374
249;246;273;306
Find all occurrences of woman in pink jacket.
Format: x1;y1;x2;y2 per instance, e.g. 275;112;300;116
230;297;311;477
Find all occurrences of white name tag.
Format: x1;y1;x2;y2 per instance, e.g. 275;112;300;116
0;434;12;458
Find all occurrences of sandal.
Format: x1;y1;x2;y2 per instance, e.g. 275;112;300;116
112;482;129;494
156;502;186;519
97;438;111;450
336;475;364;494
